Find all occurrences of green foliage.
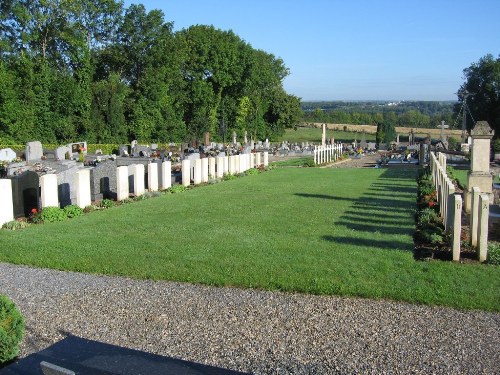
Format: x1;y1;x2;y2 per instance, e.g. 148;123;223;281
493;138;500;152
447;137;459;151
487;242;500;265
99;199;115;209
1;220;31;230
0;295;25;364
37;207;67;223
417;208;441;227
456;54;500;137
166;185;188;194
223;173;238;181
63;205;84;219
245;168;260;175
0;2;299;145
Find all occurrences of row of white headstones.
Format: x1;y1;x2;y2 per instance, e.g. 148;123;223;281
0;152;269;226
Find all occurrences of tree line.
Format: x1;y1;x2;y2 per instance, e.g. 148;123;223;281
302;101;455;129
0;1;302;145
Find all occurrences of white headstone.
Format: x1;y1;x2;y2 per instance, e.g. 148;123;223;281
255;152;261;166
0;179;14;226
133;164;145;196
160;161;172;190
470;187;481;247
452;194;462;261
75;169;91;208
40;174;59;208
216;156;224;178
478;194;489;262
263;152;269;167
182;159;190;186
0;148;17;162
116;166;129;201
148;163;158;192
193;159;202;184
201;158;209;183
208;157;216;179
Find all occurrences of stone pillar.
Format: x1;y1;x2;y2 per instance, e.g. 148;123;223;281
193;159;202;184
76;169;91;208
116;166;129;200
133;164;145;196
452;194;462;262
182;159;190;186
465;121;494;212
255;152;261;166
201;158;209;183
263;152;269;167
40;174;59;208
160;161;172;190
478;194;489;262
321;123;326;146
470;187;481;248
216;156;224;178
208;157;216;179
0;179;14;226
148;163;158;192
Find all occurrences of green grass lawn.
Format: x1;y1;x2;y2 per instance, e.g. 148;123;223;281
277;127;375;143
1;168;498;311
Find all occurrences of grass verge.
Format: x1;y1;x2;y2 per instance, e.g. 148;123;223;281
0;168;498;311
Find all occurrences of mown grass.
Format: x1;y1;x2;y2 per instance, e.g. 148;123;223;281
277;127;375;143
1;168;498;311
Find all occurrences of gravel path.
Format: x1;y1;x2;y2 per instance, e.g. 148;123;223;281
1;263;498;374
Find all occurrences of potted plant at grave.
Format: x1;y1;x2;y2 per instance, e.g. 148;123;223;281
78;145;86;162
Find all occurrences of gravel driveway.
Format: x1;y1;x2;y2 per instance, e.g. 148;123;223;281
1;263;498;374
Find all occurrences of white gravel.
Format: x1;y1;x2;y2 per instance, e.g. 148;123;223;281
1;263;499;374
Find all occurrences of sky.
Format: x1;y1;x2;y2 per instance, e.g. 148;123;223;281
122;0;500;101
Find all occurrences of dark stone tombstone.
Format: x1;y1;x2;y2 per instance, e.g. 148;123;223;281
58;183;71;207
89;161;117;201
9;171;39;218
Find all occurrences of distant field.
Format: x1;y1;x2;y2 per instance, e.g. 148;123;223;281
278;127;375;143
303;123;463;138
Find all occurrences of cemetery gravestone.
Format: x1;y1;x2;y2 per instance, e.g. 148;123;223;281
9;171;39;218
90;161;117;201
25;141;43;163
0;148;17;162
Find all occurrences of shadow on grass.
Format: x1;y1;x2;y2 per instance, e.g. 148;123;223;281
321;235;409;250
299;168;416;252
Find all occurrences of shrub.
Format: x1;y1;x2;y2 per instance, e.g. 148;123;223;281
0;295;25;364
99;199;114;209
63;205;83;219
302;159;316;167
223;173;237;181
417;208;440;227
245;168;260;175
83;204;99;213
166;185;188;194
487;242;500;265
1;220;30;230
37;207;66;223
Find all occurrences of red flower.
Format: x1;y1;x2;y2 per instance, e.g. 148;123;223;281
428;201;435;207
31;208;37;214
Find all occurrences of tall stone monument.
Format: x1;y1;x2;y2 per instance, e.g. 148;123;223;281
321;124;326;146
464;121;494;212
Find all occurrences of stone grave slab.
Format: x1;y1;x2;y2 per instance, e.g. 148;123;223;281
9;171;39;218
0;148;17;162
25;141;43;163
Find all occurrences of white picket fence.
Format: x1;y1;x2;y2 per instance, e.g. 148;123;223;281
0;152;269;227
429;151;490;261
313;144;343;165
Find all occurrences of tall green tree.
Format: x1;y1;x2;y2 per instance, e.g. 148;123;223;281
456;54;500;136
